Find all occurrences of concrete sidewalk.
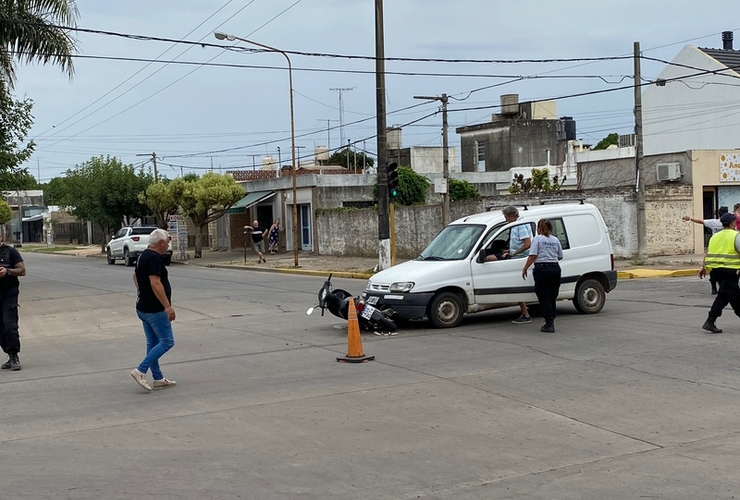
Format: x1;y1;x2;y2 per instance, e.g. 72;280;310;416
24;243;704;280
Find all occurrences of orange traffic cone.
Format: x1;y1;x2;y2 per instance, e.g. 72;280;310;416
337;298;375;363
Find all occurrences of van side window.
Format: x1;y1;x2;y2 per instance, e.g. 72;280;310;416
550;218;570;250
479;222;534;261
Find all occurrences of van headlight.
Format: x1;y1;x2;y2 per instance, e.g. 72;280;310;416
390;282;415;292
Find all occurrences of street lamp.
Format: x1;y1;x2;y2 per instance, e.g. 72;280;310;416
214;31;299;267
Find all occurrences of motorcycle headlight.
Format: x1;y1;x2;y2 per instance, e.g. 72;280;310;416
390;282;414;292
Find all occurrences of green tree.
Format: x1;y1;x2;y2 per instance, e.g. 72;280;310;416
593;133;619;150
448;178;479;201
0;80;35;185
326;149;374;170
0;169;37;190
139;180;178;229
0;198;11;234
0;0;79;86
170;172;243;258
509;168;563;194
62;156;153;248
38;176;68;206
374;166;430;206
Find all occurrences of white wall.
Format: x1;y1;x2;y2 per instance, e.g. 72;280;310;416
409;146;460;173
643;45;740;155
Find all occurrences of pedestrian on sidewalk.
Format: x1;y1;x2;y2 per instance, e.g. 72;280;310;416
0;235;25;371
699;212;740;334
683;205;730;294
521;219;563;333
130;229;177;392
268;219;281;255
245;221;268;263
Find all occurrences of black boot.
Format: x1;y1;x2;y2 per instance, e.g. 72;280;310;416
9;354;20;371
540;320;555;333
1;356;11;369
702;320;722;334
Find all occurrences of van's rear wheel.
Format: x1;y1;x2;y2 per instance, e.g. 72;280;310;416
573;279;605;314
428;292;463;328
123;249;134;267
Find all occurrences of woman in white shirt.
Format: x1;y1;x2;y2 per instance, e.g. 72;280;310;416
522;219;564;333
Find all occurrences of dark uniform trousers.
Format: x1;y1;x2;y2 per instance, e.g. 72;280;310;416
533;263;561;323
708;268;740;322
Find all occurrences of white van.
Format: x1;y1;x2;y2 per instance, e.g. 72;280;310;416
362;201;617;328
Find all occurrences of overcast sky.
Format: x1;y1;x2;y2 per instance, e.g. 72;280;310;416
11;0;740;182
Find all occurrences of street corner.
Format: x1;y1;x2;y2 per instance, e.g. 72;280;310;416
617;268;699;279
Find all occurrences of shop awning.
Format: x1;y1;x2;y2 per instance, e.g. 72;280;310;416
227;190;275;214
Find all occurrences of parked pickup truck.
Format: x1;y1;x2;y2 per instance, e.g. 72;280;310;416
106;226;173;266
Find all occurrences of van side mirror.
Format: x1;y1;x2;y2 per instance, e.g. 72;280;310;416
477;248;487;263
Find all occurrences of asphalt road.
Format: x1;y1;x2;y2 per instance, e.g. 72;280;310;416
2;253;738;499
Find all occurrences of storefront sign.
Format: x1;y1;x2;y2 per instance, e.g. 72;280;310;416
719;153;740;182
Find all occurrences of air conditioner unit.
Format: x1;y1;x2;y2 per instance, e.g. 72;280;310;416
656;162;681;182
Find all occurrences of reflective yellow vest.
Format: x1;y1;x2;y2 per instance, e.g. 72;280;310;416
705;229;740;271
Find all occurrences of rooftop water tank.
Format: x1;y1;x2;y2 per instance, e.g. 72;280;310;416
315;145;329;162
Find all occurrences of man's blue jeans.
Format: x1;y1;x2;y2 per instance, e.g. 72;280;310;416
136;310;175;381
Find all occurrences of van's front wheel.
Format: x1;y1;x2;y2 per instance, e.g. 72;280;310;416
573;279;605;314
428;292;463;328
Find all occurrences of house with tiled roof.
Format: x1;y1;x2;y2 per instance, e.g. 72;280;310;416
643;31;740;156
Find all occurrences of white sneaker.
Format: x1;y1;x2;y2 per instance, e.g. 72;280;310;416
130;369;152;391
153;378;176;389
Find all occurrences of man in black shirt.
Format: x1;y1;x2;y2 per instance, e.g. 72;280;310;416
0;235;25;371
245;220;268;263
130;229;176;392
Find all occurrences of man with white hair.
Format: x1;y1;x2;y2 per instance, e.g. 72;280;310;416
130;228;177;391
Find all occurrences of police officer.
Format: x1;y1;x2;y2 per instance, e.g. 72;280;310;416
699;212;740;334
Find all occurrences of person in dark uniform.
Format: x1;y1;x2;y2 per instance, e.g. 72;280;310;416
0;234;26;371
521;219;563;333
699;212;740;334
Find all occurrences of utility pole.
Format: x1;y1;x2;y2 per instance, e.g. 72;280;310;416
137;152;158;182
330;87;355;152
375;0;390;270
634;41;646;259
316;119;338;149
413;93;450;226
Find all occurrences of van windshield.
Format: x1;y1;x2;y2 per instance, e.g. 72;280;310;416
418;224;485;261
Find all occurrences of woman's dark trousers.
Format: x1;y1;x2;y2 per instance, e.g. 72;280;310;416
533;264;561;326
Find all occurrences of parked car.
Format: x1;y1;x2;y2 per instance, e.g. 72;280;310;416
362;201;617;328
106;226;173;266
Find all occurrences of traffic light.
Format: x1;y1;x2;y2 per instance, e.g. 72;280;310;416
386;162;399;199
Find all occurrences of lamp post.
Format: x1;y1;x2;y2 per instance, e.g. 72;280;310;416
214;31;299;267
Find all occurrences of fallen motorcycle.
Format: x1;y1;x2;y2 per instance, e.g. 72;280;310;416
307;274;397;332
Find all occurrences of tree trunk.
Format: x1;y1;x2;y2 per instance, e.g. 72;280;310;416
100;223;108;252
194;224;204;258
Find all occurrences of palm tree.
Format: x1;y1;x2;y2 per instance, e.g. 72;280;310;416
0;0;79;86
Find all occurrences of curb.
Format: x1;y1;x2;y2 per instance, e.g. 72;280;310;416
617;268;698;279
79;250;696;281
171;260;372;280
